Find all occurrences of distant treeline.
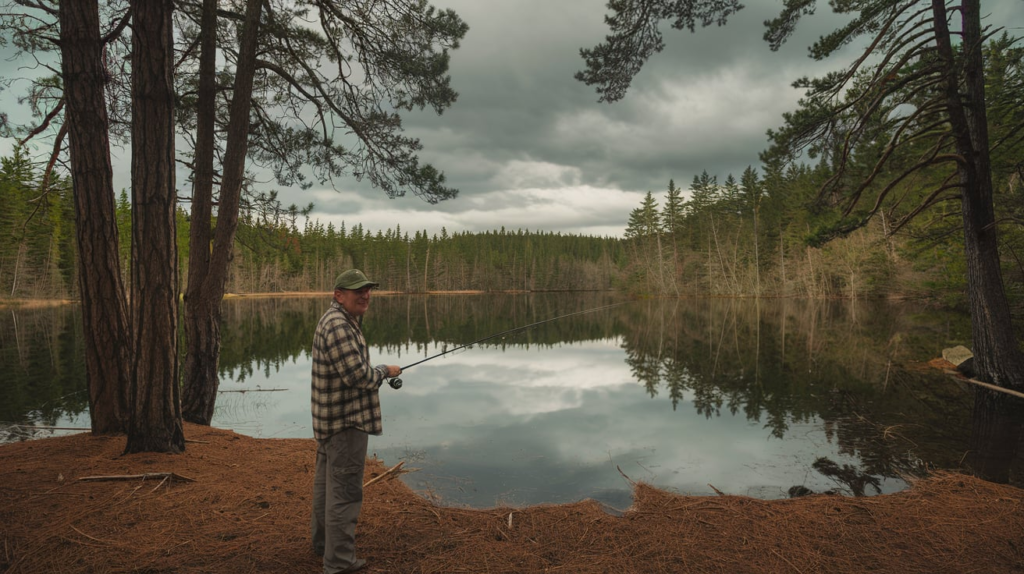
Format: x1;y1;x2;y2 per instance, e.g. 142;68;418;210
617;165;1023;304
230;216;626;294
0;148;626;298
619;167;973;300
1;142;1020;304
4;141;1022;305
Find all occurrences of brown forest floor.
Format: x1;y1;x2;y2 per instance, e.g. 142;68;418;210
2;425;1023;573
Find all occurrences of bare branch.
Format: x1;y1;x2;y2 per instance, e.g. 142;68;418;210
17;96;64;146
18;120;67;237
889;174;962;235
13;0;56;16
100;7;130;45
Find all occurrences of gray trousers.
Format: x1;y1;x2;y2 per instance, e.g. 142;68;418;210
312;428;369;573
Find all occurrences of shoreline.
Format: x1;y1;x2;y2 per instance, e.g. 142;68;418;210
1;423;1021;573
0;290;616;310
0;290;946;310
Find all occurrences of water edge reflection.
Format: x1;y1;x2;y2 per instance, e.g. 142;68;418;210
2;294;1020;506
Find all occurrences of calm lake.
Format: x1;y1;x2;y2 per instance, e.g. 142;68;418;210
2;294;1020;509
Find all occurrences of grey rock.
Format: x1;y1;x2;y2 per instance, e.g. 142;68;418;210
942;345;974;367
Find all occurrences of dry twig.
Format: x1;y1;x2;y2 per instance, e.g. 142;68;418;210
78;472;196;483
364;461;405;488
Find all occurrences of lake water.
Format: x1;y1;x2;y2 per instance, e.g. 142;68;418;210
2;294;1021;509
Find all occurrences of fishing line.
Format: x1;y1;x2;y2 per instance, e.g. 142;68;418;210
385;301;626;389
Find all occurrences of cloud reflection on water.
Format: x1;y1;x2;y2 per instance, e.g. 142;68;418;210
213;338;889;508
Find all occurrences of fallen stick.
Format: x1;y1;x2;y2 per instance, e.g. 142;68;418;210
944;370;1024;401
364;461;405;488
78;472;196;483
150;476;171;493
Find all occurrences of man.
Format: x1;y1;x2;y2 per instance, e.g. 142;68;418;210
311;269;401;573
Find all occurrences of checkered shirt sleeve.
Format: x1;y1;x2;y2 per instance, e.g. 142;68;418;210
311;302;387;439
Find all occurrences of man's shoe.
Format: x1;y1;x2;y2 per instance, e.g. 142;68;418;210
339;558;367;573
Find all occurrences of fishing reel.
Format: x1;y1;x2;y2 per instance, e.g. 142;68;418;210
387;378;403;390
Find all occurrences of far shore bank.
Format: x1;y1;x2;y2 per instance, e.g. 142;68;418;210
0;291;494;309
2;289;947;310
0;298;76;309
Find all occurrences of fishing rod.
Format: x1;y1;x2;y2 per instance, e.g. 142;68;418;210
385;301;626;389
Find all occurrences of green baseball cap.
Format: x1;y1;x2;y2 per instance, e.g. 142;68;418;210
334;269;380;290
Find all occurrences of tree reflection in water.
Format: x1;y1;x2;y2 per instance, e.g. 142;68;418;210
966;389;1024;485
615;297;1021;491
2;295;1021;494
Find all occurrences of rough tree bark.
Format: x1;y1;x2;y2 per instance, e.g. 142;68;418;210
181;0;263;425
933;0;1024;391
57;0;131;435
125;0;185;454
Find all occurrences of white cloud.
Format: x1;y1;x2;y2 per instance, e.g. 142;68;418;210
306;162;646;237
642;65;801;137
490;160;583;190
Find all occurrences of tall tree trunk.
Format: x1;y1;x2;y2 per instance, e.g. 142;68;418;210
9;240;25;297
934;0;1024;391
779;233;786;295
655;233;666;293
423;243;431;292
753;205;760;298
181;0;218;425
125;0;185;453
58;0;131;435
182;0;264;425
706;235;712;295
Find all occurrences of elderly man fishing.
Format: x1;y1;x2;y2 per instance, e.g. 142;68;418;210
311;269;401;573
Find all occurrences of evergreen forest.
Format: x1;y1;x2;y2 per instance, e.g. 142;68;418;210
3;135;1022;308
0;149;626;298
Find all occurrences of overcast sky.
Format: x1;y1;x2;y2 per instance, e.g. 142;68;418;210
301;0;1024;238
310;0;857;238
4;1;1023;239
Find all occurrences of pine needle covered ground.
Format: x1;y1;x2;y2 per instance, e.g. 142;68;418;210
1;423;1022;573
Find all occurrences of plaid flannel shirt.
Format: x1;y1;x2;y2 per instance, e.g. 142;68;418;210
311;301;388;440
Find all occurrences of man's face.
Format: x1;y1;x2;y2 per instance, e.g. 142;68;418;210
335;286;373;317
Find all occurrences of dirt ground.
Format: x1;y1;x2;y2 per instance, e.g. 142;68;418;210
1;424;1022;573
